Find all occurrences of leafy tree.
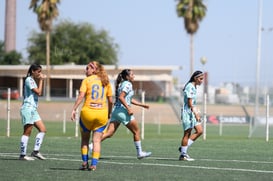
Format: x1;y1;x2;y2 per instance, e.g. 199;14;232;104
29;0;60;100
27;20;119;65
2;51;22;65
176;0;207;75
0;40;22;65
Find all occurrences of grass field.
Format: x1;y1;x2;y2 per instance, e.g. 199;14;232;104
1;120;273;181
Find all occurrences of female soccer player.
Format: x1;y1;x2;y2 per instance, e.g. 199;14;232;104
179;70;204;161
101;69;151;159
19;63;47;160
71;61;113;171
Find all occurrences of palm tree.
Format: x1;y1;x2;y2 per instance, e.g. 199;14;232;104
29;0;60;101
4;0;16;52
176;0;207;75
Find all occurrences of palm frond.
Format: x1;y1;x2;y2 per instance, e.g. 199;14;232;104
176;0;207;34
29;0;39;10
29;0;60;31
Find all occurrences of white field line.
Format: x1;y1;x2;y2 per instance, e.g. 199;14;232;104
1;153;273;174
102;161;273;174
3;153;273;165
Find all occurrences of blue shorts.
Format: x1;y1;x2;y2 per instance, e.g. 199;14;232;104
110;106;134;125
20;105;41;126
80;119;107;133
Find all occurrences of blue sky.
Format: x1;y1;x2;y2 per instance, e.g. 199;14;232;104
1;0;273;87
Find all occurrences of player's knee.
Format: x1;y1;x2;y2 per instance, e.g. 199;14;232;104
105;131;114;138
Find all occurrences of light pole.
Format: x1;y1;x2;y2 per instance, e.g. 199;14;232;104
200;56;207;67
200;56;207;140
200;56;208;99
254;0;263;132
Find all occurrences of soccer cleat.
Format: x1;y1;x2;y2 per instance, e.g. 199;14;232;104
137;151;152;159
79;162;89;170
179;154;195;161
19;155;35;161
88;165;96;171
31;151;46;160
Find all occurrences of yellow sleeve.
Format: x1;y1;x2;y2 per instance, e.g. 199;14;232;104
79;78;87;93
105;83;113;97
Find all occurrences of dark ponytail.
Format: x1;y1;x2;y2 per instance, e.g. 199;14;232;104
25;63;42;78
115;69;131;103
183;70;203;91
23;63;42;98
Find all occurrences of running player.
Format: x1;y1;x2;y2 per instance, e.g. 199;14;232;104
101;69;151;159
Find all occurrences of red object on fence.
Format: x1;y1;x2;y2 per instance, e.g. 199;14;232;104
1;90;20;99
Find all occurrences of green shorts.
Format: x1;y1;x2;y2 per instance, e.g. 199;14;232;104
20;105;41;126
181;109;201;130
110;106;135;125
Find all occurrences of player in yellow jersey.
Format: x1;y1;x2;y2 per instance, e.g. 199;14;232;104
71;61;113;171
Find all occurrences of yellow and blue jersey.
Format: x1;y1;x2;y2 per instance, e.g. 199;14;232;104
80;75;112;110
79;75;112;131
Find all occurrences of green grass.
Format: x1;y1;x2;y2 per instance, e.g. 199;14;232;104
1;121;273;181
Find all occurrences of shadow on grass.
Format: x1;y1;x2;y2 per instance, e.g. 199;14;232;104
155;157;181;162
49;167;80;171
0;157;19;161
99;156;138;161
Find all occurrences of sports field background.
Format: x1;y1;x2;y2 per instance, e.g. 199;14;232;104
1;120;273;180
1;100;273;180
2;99;272;123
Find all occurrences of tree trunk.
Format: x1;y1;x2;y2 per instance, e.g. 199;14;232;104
190;34;194;76
4;0;16;52
46;31;51;101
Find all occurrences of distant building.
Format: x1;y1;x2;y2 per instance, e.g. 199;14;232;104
214;83;240;104
0;65;179;101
